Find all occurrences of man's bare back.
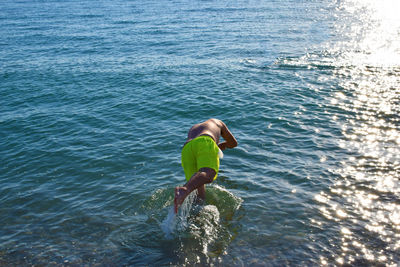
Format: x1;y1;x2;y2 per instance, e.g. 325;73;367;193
185;118;237;150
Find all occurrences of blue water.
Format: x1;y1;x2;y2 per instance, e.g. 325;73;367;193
1;0;400;265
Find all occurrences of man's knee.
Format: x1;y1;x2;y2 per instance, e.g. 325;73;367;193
199;167;216;183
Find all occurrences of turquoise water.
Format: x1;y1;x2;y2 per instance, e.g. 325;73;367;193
1;0;400;265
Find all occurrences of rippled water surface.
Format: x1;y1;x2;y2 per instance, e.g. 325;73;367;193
1;0;399;265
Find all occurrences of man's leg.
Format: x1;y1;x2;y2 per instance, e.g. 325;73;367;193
174;168;215;213
197;185;206;200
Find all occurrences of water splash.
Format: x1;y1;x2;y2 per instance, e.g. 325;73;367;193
161;190;198;238
190;205;221;256
161;207;176;239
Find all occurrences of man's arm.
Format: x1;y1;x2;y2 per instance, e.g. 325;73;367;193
218;121;238;150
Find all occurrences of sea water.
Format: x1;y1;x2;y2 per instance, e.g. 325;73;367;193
1;0;400;265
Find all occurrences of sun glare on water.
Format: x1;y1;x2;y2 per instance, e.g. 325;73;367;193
334;0;400;68
313;0;400;265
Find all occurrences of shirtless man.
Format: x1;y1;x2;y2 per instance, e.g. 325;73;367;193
174;118;238;213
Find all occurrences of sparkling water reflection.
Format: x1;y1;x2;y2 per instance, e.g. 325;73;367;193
313;0;400;265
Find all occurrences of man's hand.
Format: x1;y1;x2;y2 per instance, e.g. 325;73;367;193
220;121;238;149
218;142;228;151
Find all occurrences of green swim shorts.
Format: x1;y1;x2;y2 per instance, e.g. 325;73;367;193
181;135;220;181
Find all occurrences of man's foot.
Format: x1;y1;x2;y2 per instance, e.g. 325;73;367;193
174;187;188;213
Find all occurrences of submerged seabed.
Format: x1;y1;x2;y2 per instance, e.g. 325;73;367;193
1;0;400;265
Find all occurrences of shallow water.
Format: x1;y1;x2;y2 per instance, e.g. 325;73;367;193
1;0;400;265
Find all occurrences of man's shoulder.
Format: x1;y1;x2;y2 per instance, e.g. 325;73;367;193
208;118;223;126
